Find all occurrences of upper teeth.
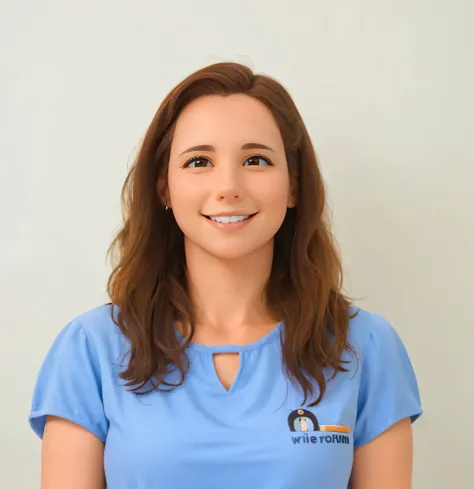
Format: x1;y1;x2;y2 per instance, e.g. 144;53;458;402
210;215;250;223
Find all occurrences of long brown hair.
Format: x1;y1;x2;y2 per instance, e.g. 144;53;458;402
107;62;356;407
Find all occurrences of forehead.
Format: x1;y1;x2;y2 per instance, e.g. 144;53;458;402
171;94;283;151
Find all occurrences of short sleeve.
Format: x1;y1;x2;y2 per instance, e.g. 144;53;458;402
28;319;109;442
354;317;423;448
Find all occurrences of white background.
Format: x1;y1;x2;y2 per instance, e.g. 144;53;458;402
1;1;473;487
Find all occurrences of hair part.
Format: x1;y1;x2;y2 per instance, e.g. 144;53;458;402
107;62;357;407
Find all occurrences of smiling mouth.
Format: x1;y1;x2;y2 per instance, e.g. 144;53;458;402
203;213;258;224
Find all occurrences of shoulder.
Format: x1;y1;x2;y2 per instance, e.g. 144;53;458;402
346;305;401;358
59;303;129;363
71;303;122;337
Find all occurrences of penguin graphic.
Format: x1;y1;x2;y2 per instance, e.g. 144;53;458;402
288;409;320;432
287;409;351;433
298;417;309;432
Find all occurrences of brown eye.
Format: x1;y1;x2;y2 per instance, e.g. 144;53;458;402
184;157;212;168
244;155;273;166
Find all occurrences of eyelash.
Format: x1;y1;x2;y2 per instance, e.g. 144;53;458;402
182;154;274;168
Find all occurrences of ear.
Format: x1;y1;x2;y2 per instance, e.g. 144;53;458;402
287;183;297;208
157;176;171;209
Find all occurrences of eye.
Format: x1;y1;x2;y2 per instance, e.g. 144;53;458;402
183;156;212;168
243;155;273;166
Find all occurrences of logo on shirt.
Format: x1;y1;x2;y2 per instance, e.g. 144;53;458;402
288;409;351;445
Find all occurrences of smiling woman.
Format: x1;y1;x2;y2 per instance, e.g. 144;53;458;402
165;93;295;261
28;62;422;489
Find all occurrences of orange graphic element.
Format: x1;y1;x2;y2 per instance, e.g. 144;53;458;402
319;425;351;433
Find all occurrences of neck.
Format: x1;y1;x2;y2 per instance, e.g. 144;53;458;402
183;240;276;334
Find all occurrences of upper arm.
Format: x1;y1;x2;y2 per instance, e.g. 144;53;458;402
29;320;109;442
42;416;105;489
353;313;422;448
350;417;413;489
29;320;110;487
349;313;422;488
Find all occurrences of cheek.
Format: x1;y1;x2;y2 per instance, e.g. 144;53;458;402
167;178;205;234
255;174;291;209
168;177;202;211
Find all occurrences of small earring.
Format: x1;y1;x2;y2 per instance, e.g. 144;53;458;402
165;205;169;211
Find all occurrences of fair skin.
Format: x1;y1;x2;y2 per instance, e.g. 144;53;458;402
166;94;296;389
166;94;295;343
350;418;414;488
42;94;413;488
41;416;105;489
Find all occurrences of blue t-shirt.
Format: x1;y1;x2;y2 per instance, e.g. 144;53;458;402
29;304;422;488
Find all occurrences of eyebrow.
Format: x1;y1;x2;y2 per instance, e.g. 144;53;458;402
179;142;276;156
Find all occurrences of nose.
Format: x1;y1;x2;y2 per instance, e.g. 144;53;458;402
215;164;243;203
218;190;240;202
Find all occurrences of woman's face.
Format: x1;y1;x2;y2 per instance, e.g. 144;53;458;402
166;93;296;261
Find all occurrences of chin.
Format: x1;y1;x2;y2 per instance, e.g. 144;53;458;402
186;237;274;263
205;244;263;262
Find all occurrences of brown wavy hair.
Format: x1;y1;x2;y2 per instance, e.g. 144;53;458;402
107;62;356;407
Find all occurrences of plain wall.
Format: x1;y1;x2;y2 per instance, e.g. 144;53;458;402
1;1;473;487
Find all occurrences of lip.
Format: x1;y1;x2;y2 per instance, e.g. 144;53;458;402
203;211;257;217
203;212;258;230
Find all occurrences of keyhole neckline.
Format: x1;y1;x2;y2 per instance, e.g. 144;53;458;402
174;322;283;354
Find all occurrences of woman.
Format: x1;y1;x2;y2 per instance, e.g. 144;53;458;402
29;62;422;488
